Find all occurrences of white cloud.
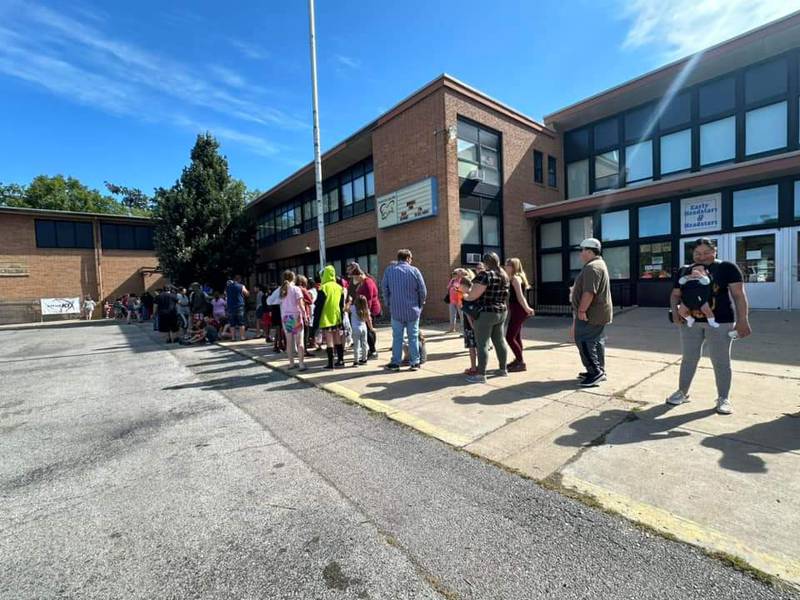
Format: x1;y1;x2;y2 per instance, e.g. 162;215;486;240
0;4;303;158
227;38;271;61
333;54;361;69
621;0;800;59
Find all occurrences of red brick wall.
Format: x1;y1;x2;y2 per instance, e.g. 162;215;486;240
0;213;163;315
372;88;451;320
443;90;564;287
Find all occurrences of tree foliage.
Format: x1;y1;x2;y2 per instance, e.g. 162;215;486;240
0;175;144;215
104;181;153;213
152;133;255;289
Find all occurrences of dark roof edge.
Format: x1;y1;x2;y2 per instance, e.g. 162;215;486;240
0;205;152;221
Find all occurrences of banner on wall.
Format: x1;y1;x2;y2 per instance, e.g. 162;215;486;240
681;193;721;235
40;297;81;315
377;177;438;229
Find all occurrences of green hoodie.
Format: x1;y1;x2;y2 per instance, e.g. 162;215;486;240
319;265;344;328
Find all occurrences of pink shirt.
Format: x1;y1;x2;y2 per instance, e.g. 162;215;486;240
280;284;303;317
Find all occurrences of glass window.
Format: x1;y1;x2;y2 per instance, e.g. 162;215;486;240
733;185;779;227
660;92;691;130
736;234;776;283
638;203;671;237
457;120;478;143
118;225;135;249
480;129;499;150
639;241;673;279
625;105;652;142
56;221;76;248
458;138;478;163
601;210;629;241
569;250;583;275
567;160;589;198
460;210;480;244
660;129;691;174
595;150;619;191
533;150;543;183
547;156;557;187
604;246;630;279
353;175;366;206
341;179;353;207
540;221;561;249
35;220;57;248
565;128;589;160
745;101;787;155
365;170;374;197
368;254;379;279
482;215;500;246
541;254;562;283
795;180;800;219
745;57;787;105
568;216;593;246
483;166;501;186
699;77;735;119
594;118;618;151
700;116;735;166
75;222;94;248
625;140;652;183
481;147;499;170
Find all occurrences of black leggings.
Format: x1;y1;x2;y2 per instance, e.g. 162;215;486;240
367;329;376;354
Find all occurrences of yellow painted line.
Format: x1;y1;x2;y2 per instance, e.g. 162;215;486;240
217;342;474;448
559;473;800;588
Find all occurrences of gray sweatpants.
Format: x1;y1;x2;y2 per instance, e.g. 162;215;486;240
678;322;734;399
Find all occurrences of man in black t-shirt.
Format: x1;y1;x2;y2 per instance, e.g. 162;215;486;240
155;287;180;343
668;238;752;415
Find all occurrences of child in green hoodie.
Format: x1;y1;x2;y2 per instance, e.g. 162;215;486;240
312;265;346;369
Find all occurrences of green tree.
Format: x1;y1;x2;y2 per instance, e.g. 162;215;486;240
104;181;153;215
152;133;255;288
0;175;127;214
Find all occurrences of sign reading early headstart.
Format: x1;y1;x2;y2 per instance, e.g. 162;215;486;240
681;193;721;235
377;177;438;229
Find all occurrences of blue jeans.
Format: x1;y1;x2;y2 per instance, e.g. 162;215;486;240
391;318;420;366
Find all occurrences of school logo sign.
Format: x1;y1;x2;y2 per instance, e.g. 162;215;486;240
681;193;721;235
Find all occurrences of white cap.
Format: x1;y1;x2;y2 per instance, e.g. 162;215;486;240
580;237;602;250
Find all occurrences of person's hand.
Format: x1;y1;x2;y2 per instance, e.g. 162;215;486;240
735;320;752;339
525;307;535;317
577;310;588;322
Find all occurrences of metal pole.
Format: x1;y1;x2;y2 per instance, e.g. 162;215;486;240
308;0;327;268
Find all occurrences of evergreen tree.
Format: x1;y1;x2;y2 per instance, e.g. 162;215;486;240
152;133;255;288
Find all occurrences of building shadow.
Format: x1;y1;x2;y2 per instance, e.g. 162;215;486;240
700;414;800;474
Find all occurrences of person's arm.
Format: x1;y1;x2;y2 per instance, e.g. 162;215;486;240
729;282;751;338
381;273;391;312
365;312;374;332
576;292;594;321
241;285;249;298
512;277;534;316
467;283;487;301
417;270;427;307
670;288;686;325
312;289;326;332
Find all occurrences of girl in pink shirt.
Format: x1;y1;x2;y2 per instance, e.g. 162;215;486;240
279;270;306;371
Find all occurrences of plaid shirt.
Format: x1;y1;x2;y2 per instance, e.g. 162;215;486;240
474;270;509;312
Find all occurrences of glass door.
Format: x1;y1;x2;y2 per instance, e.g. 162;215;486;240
679;236;723;266
733;229;781;309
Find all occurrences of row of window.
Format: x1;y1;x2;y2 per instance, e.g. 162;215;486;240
565;52;799;198
34;220;155;251
533;151;558;187
457;120;501;185
539;180;800;283
256;158;375;247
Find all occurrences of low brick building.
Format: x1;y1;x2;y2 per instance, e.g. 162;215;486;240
248;74;561;320
0;207;166;323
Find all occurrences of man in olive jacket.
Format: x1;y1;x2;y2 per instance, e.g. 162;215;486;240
570;238;613;387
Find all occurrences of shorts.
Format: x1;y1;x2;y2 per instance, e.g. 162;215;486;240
463;320;476;349
282;314;303;335
228;307;245;328
158;313;179;333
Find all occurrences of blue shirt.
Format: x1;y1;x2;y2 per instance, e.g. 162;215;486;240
226;281;244;310
381;261;427;322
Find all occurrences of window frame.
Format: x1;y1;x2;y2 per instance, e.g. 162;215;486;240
533;150;543;184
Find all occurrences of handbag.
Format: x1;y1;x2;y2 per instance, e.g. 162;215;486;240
443;292;450;304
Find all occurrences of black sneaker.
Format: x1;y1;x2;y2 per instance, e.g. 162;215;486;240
579;372;607;387
384;363;400;371
577;371;588;380
368;352;379;360
409;364;420;371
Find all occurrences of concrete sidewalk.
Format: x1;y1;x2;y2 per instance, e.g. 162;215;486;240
218;308;800;588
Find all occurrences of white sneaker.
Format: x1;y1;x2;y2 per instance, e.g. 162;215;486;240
716;398;732;415
708;318;720;328
685;316;695;327
666;390;690;405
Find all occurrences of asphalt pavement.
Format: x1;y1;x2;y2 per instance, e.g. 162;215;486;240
0;320;796;599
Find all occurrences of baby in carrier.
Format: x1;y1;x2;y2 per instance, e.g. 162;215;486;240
677;264;719;328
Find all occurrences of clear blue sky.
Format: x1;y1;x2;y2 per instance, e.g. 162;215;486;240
1;0;796;195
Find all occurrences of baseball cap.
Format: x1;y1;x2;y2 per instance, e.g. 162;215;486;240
580;238;602;250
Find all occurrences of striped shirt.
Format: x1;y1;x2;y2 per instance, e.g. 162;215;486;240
381;261;428;322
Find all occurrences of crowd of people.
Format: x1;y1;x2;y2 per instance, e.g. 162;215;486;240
93;235;751;416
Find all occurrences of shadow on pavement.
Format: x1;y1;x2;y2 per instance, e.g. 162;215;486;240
700;414;800;474
452;379;577;405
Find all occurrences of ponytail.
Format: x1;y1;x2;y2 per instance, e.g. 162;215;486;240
279;270;295;298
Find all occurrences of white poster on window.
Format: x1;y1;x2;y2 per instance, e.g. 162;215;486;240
681;193;721;235
40;297;81;315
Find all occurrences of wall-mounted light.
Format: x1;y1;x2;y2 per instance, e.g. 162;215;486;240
304;244;312;252
447;124;458;141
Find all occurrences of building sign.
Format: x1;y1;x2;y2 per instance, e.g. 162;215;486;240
377;177;438;229
681;193;721;235
40;297;81;315
0;262;28;277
